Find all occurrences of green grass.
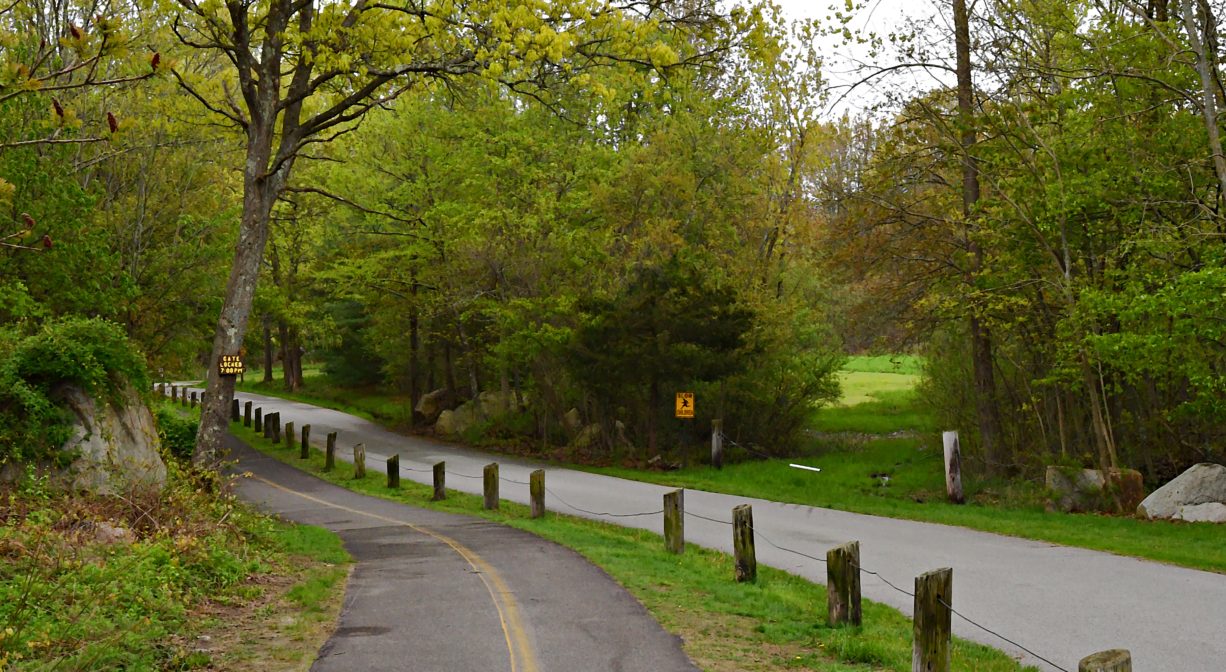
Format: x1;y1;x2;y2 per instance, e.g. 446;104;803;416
0;417;351;671
591;437;1226;573
234;366;412;427
842;355;925;375
232;419;1036;672
813;389;937;434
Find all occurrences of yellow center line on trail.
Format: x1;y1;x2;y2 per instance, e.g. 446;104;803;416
249;473;539;672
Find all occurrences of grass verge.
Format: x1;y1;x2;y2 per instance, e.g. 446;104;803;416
0;401;350;671
229;420;1037;672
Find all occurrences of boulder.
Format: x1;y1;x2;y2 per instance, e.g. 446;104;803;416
1046;466;1146;514
415;388;454;424
94;521;134;545
476;390;517;417
570;423;603;451
57;382;166;495
433;403;481;437
1173;502;1226;523
561;408;582;434
1046;467;1106;513
1137;463;1226;520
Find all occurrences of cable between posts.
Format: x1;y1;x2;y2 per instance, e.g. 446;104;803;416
271;413;1071;672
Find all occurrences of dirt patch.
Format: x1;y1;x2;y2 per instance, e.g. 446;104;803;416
172;559;351;671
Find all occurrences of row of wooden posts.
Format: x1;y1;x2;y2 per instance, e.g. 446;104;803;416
248;405;551;519
158;384;1130;672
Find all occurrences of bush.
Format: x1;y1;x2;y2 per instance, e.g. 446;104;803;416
156;406;199;462
0;317;149;465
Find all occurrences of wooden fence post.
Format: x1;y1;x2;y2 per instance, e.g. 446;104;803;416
271;413;281;444
285;421;295;449
157;383;165;396
231;398;239;421
244;401;252;427
483;463;499;510
530;469;545;518
180;388;187;407
942;431;965;504
170;386;177;403
664;489;684;554
827;541;862;626
190;391;197;408
1078;650;1131;672
300;424;311;459
732;504;756;582
711;418;724;469
324;432;336;471
433;461;446;501
353;443;366;479
387;454;400;489
913;568;953;672
254;408;263;434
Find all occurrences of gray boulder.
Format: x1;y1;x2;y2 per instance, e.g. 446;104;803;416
1046;467;1106;513
57;382;167;495
1173;502;1226;523
415;388;454;424
434;403;481;437
1137;463;1226;521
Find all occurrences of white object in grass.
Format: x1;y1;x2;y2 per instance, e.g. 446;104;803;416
788;463;821;473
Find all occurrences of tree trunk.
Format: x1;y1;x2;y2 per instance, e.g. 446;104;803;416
262;315;273;383
954;0;1007;474
1181;0;1226;202
409;275;420;426
194;173;280;466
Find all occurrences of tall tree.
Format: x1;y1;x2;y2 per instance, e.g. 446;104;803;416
174;0;728;465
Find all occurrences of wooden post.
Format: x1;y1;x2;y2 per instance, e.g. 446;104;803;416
711;418;724;469
530;469;545;518
732;504;756;582
285;421;295;449
324;432;336;471
1078;650;1132;672
387;454;400;489
827;541;862;626
231;398;240;421
912;568;953;672
271;413;281;443
353;443;366;479
171;386;177;403
157;383;165;396
300;424;311;459
244;401;252;427
180;388;187;407
190;391;197;408
663;489;684;554
254;408;263;434
433;461;446;501
483;463;499;510
942;431;965;504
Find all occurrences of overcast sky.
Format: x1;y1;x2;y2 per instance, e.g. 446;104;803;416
765;0;947;118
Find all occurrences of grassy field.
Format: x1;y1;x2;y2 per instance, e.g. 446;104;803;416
231;419;1037;672
0;405;350;671
225;359;1226;575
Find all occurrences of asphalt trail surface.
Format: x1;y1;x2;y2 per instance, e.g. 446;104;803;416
226;436;697;672
192;387;1225;671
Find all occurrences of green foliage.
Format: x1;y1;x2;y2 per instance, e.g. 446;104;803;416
155;405;199;462
316;300;386;388
0;317;149;464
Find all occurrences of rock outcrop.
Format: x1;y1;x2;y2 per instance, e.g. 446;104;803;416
1137;463;1226;522
57;382;167;495
414;388;454;424
1046;466;1145;514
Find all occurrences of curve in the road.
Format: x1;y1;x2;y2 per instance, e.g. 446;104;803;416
227;436;697;672
182;386;1226;672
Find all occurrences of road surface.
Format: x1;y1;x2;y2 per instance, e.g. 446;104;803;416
186;386;1226;671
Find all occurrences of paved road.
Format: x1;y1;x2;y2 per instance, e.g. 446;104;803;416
192;387;1226;671
226;435;697;672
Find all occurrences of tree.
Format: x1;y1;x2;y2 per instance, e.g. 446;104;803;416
174;0;731;465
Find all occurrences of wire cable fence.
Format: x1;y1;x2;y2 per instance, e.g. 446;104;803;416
242;402;1075;672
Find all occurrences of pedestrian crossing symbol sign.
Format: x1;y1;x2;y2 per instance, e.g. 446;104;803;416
675;392;694;419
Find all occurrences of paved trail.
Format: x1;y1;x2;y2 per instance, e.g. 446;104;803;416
206;388;1226;672
227;436;697;672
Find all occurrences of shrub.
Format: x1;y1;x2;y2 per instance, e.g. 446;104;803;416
155;406;199;462
0;317;149;465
